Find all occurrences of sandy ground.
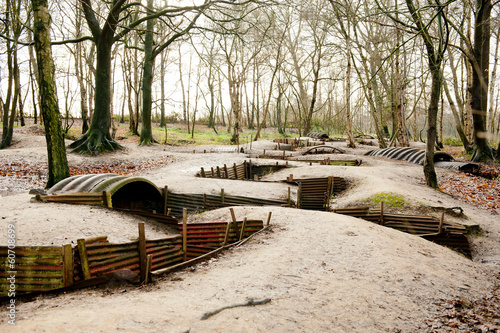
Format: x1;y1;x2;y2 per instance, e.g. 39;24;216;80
1;129;499;332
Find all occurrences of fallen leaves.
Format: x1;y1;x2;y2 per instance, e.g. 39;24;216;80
438;163;500;214
426;274;500;332
0;155;174;191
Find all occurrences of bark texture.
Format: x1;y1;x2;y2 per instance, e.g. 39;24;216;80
32;0;70;187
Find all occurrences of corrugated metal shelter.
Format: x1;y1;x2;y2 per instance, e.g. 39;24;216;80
47;174;163;212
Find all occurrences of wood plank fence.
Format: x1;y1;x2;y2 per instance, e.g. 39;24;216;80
0;211;266;298
333;205;471;257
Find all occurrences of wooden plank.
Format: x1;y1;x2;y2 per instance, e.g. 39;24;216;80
229;208;239;240
62;244;74;287
239;218;247;241
138;223;147;283
77;239;91;280
183;209;187;261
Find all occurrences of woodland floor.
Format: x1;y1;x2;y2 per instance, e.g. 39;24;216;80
0;122;499;332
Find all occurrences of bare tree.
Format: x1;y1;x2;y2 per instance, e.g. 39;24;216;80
32;0;70;187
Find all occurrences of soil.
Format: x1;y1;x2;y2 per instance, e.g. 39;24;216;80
1;124;499;332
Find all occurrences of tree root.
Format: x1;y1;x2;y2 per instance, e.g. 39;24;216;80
69;130;122;155
200;298;271;320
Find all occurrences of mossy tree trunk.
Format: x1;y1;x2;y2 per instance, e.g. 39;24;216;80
32;0;70;188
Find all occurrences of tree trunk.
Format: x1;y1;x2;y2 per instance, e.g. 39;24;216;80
160;51;166;128
32;0;70;187
69;0;123;154
470;0;494;161
139;0;156;146
443;78;470;150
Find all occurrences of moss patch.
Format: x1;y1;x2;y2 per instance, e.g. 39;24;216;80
362;192;407;208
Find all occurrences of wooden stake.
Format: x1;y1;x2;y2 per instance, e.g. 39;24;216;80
438;211;445;234
163;186;168;215
221;188;225;203
224;164;229;178
229;208;239;242
233;163;238;179
167;208;171;216
380;202;384;225
183;209;187;261
77;239;91;280
145;254;153;284
266;212;272;226
288;187;291;205
62;244;74;286
239;217;247;241
200;167;206;178
138;222;147;283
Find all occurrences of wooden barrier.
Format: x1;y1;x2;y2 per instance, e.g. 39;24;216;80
0;210;266;298
0;246;67;295
332;205;471;257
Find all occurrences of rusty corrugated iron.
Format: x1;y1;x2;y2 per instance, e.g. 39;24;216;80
332;206;471;257
0;246;65;296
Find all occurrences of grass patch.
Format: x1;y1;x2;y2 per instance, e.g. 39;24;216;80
362;192;407;208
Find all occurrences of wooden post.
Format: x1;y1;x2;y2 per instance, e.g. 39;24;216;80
380;202;384;225
182;208;187;261
138;222;147;283
239;217;247;241
183;208;188;261
163;186;168;215
438;211;445;234
145;254;153;284
102;191;112;208
288;187;291;205
229;208;239;242
244;160;247;179
223;221;231;245
216;166;221;178
200;167;206;178
224;164;229;178
233;163;238;179
167;208;171;216
62;244;74;286
297;183;302;209
286;161;288;167
221;188;225;203
282;151;286;160
77;239;91;280
211;167;215;178
203;193;207;206
266;212;272;226
250;135;253;149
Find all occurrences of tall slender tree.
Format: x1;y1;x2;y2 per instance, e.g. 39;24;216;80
32;0;70;187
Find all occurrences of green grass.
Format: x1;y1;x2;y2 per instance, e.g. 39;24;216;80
443;137;463;147
153;124;291;146
362;192;407;208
